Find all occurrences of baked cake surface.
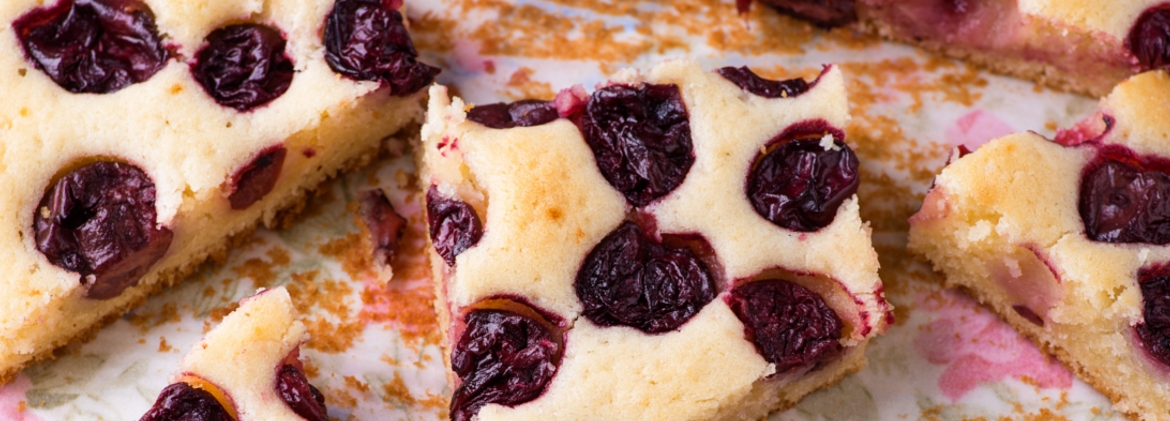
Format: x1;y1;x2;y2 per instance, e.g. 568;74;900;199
418;58;890;421
753;0;1170;96
0;0;434;383
137;286;328;420
909;70;1170;420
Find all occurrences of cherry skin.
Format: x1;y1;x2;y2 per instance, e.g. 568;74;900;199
323;0;440;95
229;146;287;210
450;309;559;421
717;66;810;98
755;0;857;28
137;382;233;421
467;100;560;129
728;279;843;375
747;123;859;232
276;364;329;421
1128;6;1170;71
426;186;484;266
1138;271;1170;368
13;0;169;94
359;189;407;267
575;221;717;334
34;161;173;299
192;24;294;111
1079;155;1170;244
578;83;694;207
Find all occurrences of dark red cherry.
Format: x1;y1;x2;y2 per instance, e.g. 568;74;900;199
717;66;810;98
1079;150;1170;244
1137;270;1170;367
276;364;329;421
756;0;857;28
728;279;843;374
451;309;559;421
747;122;858;232
426;186;483;266
1128;6;1170;71
467;100;560;129
192;24;294;111
137;382;233;421
575;221;716;334
13;0;169;94
578;83;693;207
34;161;173;299
229;146;287;210
323;0;440;95
359;189;406;267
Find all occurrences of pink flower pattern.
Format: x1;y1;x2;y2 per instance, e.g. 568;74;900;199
914;289;1072;401
0;375;44;421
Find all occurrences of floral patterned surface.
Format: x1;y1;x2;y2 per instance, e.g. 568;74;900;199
0;0;1133;420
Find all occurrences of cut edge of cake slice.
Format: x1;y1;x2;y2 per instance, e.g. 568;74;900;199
909;69;1170;420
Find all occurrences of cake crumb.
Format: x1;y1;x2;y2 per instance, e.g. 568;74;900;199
320;232;375;281
819;133;838;151
381;372;416;405
230;246;292;288
505;67;555;100
344;375;370;393
158;337;173;353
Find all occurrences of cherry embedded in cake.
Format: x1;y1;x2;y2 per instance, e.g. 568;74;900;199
418;59;890;420
0;0;437;384
744;0;1170;96
138;287;328;421
191;23;295;112
909;69;1170;421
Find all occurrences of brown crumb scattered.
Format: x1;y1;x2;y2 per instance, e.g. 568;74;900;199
129;302;183;332
17;400;26;412
285;270;365;353
344;375;370;393
301;316;364;354
504;67;555;100
1045;121;1059;132
207;302;240;324
230;246;291;289
409;0;869;89
304;359;320;379
325;385;359;412
1020;408;1070;421
381;372;416;406
320;232;376;282
158;337;173;353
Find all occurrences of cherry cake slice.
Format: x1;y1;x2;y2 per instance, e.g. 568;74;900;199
0;0;436;384
749;0;1170;97
417;59;891;421
909;70;1170;420
138;287;328;421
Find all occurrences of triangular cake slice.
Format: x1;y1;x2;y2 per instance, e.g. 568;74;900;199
138;286;327;421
